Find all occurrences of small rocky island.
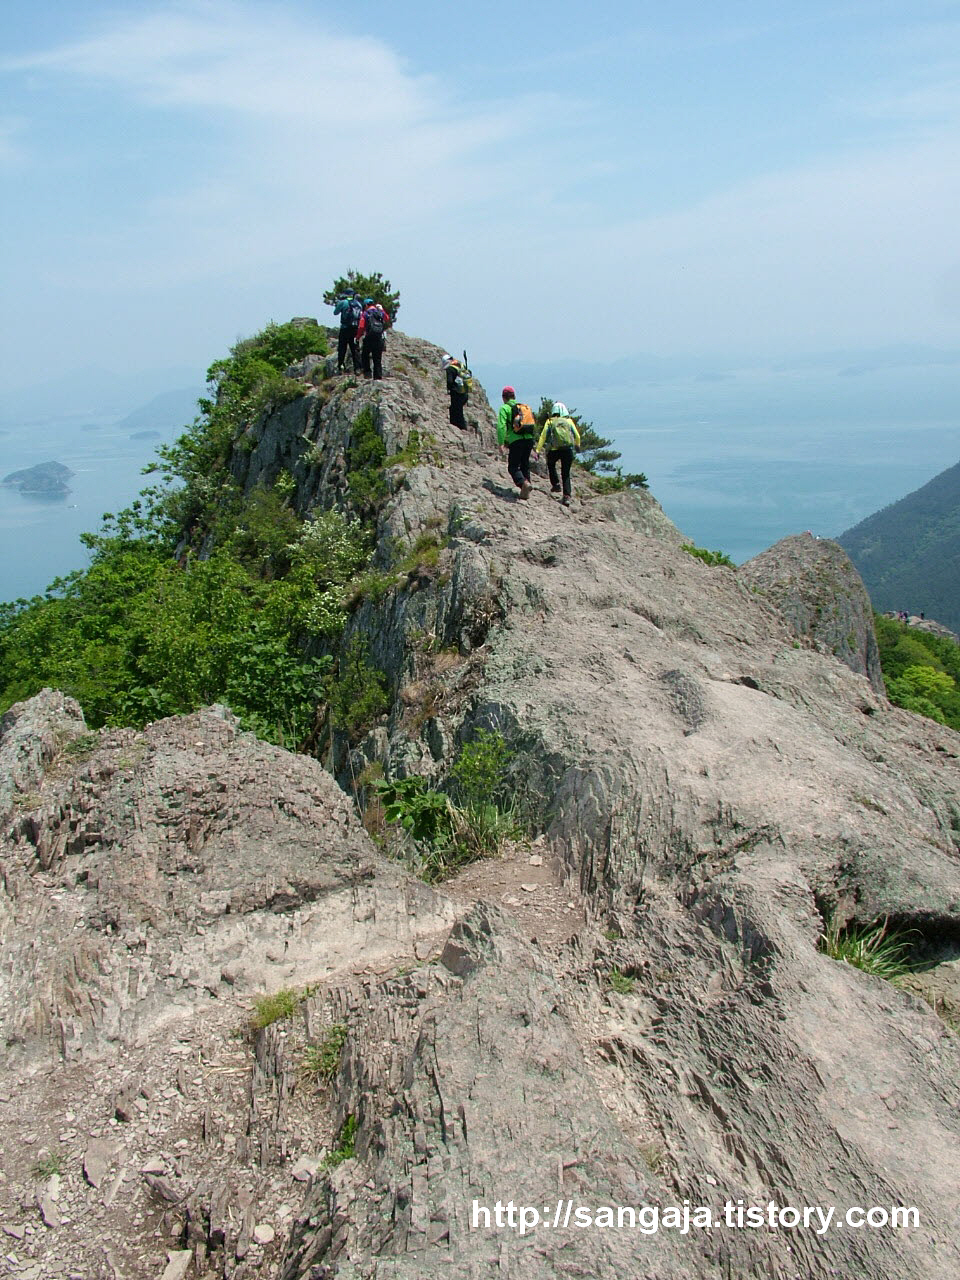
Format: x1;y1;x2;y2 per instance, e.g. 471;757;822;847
2;460;74;498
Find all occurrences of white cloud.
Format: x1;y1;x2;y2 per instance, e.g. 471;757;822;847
3;1;571;292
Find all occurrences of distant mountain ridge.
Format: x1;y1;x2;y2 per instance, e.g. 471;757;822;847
838;458;960;631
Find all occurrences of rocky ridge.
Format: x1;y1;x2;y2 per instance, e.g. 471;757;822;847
1;328;959;1280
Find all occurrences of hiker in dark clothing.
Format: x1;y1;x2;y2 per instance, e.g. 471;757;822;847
358;299;390;380
333;291;362;372
535;401;581;505
442;354;470;429
496;386;536;499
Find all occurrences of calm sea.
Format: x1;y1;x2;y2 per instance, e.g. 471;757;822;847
1;362;957;602
0;417;180;603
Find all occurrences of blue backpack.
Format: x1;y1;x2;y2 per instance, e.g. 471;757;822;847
338;298;362;327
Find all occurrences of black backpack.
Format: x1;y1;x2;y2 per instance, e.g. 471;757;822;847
364;307;385;338
342;298;362;327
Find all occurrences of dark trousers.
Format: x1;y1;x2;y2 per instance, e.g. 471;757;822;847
361;334;385;379
449;392;467;429
547;446;574;496
337;325;360;370
507;438;534;489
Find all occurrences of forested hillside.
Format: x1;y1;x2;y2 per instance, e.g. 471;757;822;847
838;459;960;630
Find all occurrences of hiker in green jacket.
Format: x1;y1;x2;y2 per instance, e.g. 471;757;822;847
496;387;537;499
535;402;581;505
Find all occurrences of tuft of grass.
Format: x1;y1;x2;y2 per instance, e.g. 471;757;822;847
302;1023;348;1083
251;987;300;1030
324;1113;358;1167
819;917;916;981
33;1153;62;1179
607;966;637;995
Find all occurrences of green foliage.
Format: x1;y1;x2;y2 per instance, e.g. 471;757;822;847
303;1022;348;1083
820;917;917;981
375;732;521;883
323;269;400;322
449;728;513;808
32;1154;63;1179
324;1114;358;1167
875;613;960;730
375;775;454;844
251;987;300;1030
607;966;637;994
0;317;371;751
160;320;326;536
346;406;388;515
681;544;736;568
535;398;647;487
329;635;388;740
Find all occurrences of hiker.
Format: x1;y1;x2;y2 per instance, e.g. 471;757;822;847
536;402;581;505
442;354;471;429
496;386;538;499
357;299;391;380
333;290;363;372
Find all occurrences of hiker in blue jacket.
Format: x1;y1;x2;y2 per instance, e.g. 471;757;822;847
333;291;362;373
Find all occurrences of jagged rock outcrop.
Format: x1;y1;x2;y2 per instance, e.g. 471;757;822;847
739;532;885;694
2;329;960;1280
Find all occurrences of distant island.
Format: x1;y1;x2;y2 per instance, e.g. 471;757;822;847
2;461;74;499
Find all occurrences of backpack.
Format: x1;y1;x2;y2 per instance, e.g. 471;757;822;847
511;402;536;436
341;298;362;326
364;307;385;338
545;415;577;449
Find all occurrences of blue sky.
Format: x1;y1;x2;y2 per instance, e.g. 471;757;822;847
3;0;960;391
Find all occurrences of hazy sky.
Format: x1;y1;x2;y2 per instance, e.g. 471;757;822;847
4;0;960;389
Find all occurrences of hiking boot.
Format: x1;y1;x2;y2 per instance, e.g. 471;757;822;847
561;495;571;506
551;484;561;493
520;480;532;499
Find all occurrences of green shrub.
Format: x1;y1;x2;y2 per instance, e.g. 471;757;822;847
329;635;388;740
681;544;736;568
450;729;513;807
375;775;454;844
346;406;388;515
303;1022;348;1082
324;1113;358;1167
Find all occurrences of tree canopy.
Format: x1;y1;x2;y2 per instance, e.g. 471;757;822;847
323;270;400;322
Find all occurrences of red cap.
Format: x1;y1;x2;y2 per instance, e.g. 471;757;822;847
502;385;515;399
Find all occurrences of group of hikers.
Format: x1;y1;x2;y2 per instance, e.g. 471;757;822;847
331;293;583;505
442;359;583;506
332;291;392;380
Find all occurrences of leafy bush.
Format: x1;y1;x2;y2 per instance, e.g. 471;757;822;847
375;775;454;844
681;544;736;568
450;728;513;807
875;613;960;730
346;406;388;515
329;635;388;740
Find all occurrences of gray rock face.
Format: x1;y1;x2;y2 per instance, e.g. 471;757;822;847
739;532;885;694
3;333;960;1279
